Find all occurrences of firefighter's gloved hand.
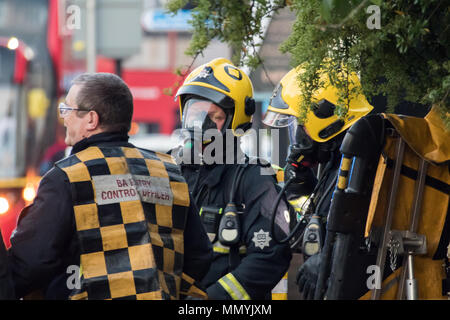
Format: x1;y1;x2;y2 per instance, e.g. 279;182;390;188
284;148;317;200
296;253;321;300
284;161;309;185
284;164;317;200
285;144;307;181
286;143;317;171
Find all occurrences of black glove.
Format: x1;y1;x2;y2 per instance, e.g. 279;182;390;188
284;159;308;185
284;144;318;200
296;253;321;300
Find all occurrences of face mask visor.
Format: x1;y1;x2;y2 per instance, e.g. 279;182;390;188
182;98;232;135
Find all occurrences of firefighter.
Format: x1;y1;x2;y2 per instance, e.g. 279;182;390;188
262;66;374;299
8;73;212;300
173;58;292;300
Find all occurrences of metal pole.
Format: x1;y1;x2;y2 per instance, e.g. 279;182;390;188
405;254;418;300
371;137;405;300
86;0;96;73
396;159;428;299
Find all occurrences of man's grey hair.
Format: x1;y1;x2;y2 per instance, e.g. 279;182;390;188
72;73;133;133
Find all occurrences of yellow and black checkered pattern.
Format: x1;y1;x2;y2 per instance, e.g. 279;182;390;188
180;272;209;299
56;146;196;300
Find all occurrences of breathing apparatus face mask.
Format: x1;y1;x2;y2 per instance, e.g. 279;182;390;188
178;98;232;165
182;98;232;134
288;123;318;167
288;122;336;167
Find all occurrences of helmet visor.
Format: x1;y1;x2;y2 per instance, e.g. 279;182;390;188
262;110;297;128
287;119;298;146
182;98;232;134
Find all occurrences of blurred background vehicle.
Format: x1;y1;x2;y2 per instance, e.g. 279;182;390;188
0;0;63;247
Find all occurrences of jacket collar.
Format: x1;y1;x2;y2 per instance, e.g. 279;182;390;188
70;132;130;155
203;164;230;188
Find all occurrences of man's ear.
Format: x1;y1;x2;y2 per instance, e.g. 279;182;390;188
86;111;100;131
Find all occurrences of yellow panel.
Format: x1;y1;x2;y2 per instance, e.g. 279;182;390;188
108;271;137;299
365;156;387;237
145;159;169;178
100;225;128;251
122;147;144;159
69;291;88;300
120;201;145;224
163;248;175;272
156;152;175;164
74;203;99;231
337;176;348;190
157;270;170;297
76;147;105;162
148;223;164;247
136;291;162;300
172;228;184;254
105;157;129;175
271;293;288;300
62;162;91;182
80;252;107;279
128;244;155;270
155;204;173;228
170;182;190;207
276;170;284;184
340;157;352;171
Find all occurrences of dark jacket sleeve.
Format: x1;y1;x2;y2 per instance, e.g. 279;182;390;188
206;165;292;300
182;196;213;282
0;229;14;299
8;168;76;299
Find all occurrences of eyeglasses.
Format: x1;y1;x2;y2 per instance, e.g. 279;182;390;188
58;102;90;117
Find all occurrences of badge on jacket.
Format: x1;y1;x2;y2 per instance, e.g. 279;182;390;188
252;229;271;250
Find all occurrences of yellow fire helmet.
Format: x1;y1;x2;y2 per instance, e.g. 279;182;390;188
175;58;255;136
263;66;374;143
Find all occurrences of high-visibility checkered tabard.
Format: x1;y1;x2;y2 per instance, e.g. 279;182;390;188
56;146;192;300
